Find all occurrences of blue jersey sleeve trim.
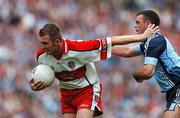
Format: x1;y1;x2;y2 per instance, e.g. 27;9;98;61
144;57;158;66
133;44;142;55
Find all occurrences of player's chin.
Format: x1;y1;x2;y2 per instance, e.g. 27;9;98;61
46;51;51;55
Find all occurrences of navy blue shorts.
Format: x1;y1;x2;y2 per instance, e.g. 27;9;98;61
166;84;180;111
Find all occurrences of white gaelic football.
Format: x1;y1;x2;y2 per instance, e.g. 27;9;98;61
30;64;55;86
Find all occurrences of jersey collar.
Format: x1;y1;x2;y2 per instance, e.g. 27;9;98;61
58;40;68;58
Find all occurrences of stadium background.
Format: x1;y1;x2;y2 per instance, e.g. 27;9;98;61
0;0;180;118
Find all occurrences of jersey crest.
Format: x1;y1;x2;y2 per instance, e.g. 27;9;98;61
68;61;75;69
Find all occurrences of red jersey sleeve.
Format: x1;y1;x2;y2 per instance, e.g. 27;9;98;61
65;38;111;61
66;39;100;51
36;48;45;61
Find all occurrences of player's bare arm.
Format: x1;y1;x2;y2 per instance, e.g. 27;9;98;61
132;64;155;82
112;45;139;57
111;24;159;45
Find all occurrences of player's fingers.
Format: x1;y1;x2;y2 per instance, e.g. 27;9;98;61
136;80;143;83
134;78;143;83
34;80;43;85
150;24;155;29
147;24;155;32
29;78;34;84
147;24;152;29
154;26;160;33
29;78;36;88
35;84;47;91
137;79;143;83
148;24;159;34
31;81;45;91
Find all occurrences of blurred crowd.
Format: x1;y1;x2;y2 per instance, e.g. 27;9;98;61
0;0;180;118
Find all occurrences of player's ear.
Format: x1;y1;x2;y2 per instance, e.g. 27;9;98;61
145;20;151;27
55;39;60;44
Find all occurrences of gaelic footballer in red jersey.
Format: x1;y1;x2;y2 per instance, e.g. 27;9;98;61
35;29;111;118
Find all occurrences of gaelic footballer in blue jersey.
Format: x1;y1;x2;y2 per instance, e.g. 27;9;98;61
112;10;180;118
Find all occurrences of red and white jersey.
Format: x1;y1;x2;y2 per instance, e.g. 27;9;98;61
36;37;112;90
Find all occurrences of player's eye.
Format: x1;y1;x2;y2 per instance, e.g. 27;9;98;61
136;21;140;24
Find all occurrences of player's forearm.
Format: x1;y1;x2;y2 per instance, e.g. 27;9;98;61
111;34;146;46
112;45;138;57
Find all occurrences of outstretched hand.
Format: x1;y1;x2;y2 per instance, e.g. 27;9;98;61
143;24;159;38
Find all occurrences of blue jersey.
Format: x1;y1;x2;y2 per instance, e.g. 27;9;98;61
134;32;180;93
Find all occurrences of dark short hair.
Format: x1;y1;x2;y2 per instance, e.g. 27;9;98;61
137;10;160;26
39;23;63;41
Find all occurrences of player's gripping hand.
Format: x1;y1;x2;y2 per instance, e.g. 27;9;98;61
132;72;144;83
133;76;144;83
29;79;48;91
143;24;159;39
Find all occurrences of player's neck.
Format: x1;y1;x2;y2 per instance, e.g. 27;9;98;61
53;53;61;60
52;41;64;60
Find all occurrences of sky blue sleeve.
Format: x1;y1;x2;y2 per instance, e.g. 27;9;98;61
144;36;166;66
133;44;143;55
144;57;158;66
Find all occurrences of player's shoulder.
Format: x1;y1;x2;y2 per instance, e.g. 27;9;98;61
36;48;45;60
149;33;166;44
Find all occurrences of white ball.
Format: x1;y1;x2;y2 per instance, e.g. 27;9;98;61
30;64;55;86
